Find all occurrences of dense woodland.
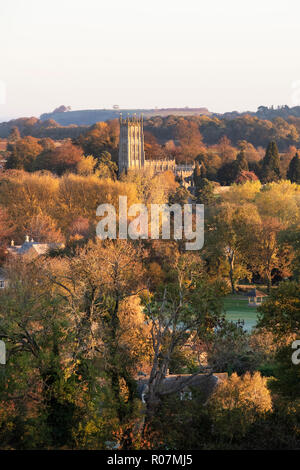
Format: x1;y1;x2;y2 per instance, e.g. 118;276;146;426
0;114;299;450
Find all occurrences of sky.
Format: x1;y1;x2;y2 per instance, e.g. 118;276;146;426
1;0;300;121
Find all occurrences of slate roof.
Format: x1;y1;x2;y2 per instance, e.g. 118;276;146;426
247;288;267;298
136;373;227;402
7;240;63;257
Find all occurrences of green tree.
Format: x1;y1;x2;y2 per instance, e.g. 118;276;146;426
195;178;215;205
169;185;191;206
142;254;224;421
287;152;300;183
236;149;249;172
97;151;118;179
8;126;21;142
0;257;83;448
257;280;300;337
260;141;281;182
206;203;259;293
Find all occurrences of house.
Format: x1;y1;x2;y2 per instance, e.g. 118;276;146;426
0;236;64;288
247;288;267;307
137;372;228;404
0;269;8;289
7;236;64;259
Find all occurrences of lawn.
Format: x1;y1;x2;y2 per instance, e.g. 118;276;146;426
223;296;259;331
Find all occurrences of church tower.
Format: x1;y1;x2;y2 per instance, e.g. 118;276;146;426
118;114;145;174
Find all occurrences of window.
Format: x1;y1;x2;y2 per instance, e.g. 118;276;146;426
0;280;5;289
180;390;192;401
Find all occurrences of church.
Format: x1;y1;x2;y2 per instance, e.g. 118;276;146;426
118;114;195;184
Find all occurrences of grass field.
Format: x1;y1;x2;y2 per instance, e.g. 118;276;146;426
223;296;259;331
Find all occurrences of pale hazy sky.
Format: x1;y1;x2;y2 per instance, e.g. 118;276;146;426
1;0;300;120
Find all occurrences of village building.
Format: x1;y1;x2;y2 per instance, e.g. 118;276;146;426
247;288;268;307
118;115;195;185
7;236;64;259
0;236;64;289
137;372;228;404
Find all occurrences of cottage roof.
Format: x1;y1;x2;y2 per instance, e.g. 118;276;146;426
136;373;227;402
248;288;267;298
7;239;63;257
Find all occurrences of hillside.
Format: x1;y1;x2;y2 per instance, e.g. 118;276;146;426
40;107;211;126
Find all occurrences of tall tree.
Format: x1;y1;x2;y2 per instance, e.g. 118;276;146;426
142;254;224;422
260;141;281;182
236;149;249;172
287;152;300;184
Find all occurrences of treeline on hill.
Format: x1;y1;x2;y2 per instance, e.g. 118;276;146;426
1;115;300;186
38;103;300;125
0;170;299;449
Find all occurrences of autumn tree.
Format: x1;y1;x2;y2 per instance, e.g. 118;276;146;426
213;136;237;164
76;154;98;176
0;171;59;240
0;257;83;448
6;136;43;171
209;372;272;443
141;254;224;421
76;120;119;160
206;203;260;293
47;240;147;447
24;214;64;243
175;120;204;163
34;141;84;175
252;217;293;292
0;207;14;246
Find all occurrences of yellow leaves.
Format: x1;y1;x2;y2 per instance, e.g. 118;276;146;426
213;371;272;414
222;180;300;225
0;171;141;236
222;180;262;204
255;180;300;224
77;155;98;176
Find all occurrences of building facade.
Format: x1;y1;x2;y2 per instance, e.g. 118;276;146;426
118;115;195;184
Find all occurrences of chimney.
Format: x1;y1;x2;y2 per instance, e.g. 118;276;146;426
25;235;29;243
30;238;34;242
10;240;14;247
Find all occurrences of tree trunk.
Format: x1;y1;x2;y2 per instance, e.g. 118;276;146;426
228;253;236;294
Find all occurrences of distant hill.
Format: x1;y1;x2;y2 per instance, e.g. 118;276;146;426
39;104;300;127
40;107;211;126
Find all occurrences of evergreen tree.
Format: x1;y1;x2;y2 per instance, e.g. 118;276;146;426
260;141;281;182
195;178;215;205
8;126;21;142
200;161;207;178
236;149;248;172
287;152;300;183
193;161;201;187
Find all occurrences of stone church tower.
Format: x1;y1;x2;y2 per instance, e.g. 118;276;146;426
118;114;195;185
118;114;145;174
